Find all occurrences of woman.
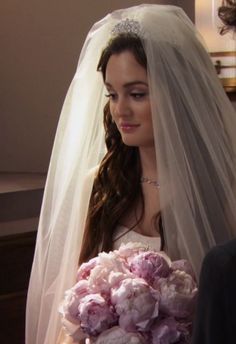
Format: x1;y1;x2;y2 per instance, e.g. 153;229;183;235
79;33;162;265
26;4;236;344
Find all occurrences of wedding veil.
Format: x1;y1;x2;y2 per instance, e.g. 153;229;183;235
26;5;236;344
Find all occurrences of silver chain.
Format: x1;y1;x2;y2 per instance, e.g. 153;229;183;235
140;177;160;188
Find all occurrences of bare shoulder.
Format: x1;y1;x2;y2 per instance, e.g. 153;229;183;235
84;165;99;182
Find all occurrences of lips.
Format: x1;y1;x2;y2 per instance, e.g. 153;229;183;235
119;123;140;133
120;123;140;129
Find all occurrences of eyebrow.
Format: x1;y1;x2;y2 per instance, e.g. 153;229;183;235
105;81;148;88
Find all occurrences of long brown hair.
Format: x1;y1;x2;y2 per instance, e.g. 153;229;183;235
79;34;160;265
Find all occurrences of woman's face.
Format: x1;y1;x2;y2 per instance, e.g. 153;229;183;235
105;51;154;148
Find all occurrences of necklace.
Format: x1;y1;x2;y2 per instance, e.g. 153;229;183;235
140;177;160;188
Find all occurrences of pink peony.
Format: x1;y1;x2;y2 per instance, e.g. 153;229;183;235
60;280;90;323
59;281;92;340
97;251;130;274
171;260;195;279
151;317;182;344
88;251;131;294
116;242;148;261
108;271;134;289
111;277;160;332
130;251;171;285
78;293;118;336
60;243;198;343
77;257;99;281
156;270;198;318
93;326;147;344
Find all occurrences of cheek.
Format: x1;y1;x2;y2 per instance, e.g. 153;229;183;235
109;102;115;118
142;105;152;124
147;104;153;121
109;103;118;123
148;112;153;126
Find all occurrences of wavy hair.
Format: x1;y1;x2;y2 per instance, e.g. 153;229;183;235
79;34;162;264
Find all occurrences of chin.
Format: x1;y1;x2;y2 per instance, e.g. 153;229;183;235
121;137;139;147
121;135;154;148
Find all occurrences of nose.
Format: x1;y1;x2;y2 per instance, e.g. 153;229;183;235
113;96;131;117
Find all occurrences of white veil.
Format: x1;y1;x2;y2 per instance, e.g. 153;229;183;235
26;5;236;344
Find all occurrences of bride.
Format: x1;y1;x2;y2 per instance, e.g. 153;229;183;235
26;4;236;344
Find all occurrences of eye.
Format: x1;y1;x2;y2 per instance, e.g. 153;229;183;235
105;93;117;101
130;92;147;99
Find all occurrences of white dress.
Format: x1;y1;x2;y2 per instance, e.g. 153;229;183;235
113;225;161;251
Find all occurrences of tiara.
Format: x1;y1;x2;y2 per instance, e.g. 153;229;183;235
111;18;141;36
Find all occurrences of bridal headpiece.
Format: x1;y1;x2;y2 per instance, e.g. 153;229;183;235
111;18;141;36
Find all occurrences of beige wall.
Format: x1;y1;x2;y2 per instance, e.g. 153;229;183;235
1;1;194;172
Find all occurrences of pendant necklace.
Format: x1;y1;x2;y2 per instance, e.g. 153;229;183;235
140;177;160;188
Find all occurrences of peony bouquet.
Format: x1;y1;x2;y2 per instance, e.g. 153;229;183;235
59;242;198;344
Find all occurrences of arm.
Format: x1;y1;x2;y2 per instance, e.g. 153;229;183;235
56;328;86;344
56;328;73;344
220;239;236;343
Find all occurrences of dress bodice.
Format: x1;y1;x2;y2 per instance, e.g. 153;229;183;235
113;225;161;251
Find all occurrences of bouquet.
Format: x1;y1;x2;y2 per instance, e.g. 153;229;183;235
59;242;198;344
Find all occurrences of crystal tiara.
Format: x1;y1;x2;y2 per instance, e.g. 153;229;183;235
111;18;141;36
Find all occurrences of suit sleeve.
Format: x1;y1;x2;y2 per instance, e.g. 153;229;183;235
192;246;226;344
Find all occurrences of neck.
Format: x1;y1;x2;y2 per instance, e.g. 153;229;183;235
139;146;157;180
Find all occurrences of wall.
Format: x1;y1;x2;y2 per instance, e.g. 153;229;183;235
0;0;194;173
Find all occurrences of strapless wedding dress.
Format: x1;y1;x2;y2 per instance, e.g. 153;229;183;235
113;225;161;251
